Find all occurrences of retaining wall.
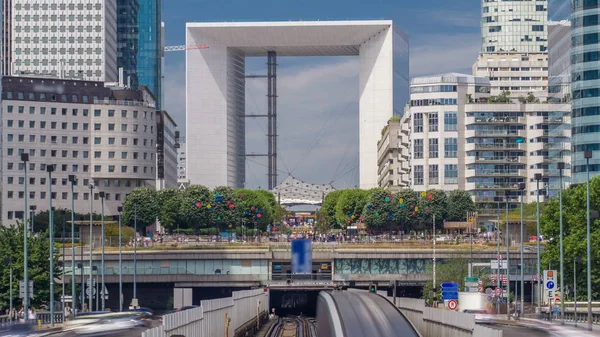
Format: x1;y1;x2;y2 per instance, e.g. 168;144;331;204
395;298;502;337
142;289;269;337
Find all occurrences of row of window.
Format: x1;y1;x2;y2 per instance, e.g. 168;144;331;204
572;125;600;135
15;47;103;56
572;0;600;11
15;14;103;22
7;120;152;133
413;138;458;159
6;104;154;122
6;134;154;147
6;191;123;204
410;98;457;107
5;176;140;189
413;165;458;185
5;161;153;174
572;51;600;64
413;112;458;132
14;3;102;11
410;85;457;94
572;32;600;47
15;36;102;45
6;148;154;161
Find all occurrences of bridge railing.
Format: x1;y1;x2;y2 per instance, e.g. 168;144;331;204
395;297;502;337
142;289;268;337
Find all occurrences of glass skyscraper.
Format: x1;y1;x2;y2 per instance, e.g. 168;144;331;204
571;0;600;184
117;0;162;108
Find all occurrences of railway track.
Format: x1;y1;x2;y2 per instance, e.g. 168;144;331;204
266;316;317;337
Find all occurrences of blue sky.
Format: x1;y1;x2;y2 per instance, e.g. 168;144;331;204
163;0;482;190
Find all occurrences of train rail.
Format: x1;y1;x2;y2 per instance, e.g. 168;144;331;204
266;316;317;337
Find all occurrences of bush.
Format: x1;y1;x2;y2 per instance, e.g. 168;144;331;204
173;228;195;235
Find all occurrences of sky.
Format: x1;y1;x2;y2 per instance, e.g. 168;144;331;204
162;0;482;190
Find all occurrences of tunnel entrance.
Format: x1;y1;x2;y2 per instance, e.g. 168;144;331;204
269;290;320;317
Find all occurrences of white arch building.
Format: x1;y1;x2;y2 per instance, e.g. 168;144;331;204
185;20;409;189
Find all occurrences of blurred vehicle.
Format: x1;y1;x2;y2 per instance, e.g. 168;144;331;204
0;322;50;337
60;312;150;336
463;309;495;324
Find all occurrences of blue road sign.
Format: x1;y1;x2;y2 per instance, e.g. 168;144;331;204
546;281;555;290
441;282;458;289
441;291;459;300
291;239;312;274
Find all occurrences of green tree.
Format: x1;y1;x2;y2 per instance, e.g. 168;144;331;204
334;189;371;225
29;209;100;236
421;259;489;300
122;187;159;228
446;190;476;221
209;186;242;231
179;185;211;231
236;189;273;232
104;224;135;246
362;189;397;231
320;190;344;226
415;189;448;231
0;222;60;310
157;188;183;232
392;189;419;231
541;176;600;300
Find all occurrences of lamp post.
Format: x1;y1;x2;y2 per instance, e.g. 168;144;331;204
584;150;592;331
68;175;77;317
61;210;66;317
47;164;56;326
4;258;13;322
534;173;542;313
496;202;501;314
99;192;106;311
504;189;510;320
29;205;36;233
558;162;565;325
117;206;123;312
21;153;30;317
133;203;138;308
88;182;95;311
574;256;581;327
519;182;525;318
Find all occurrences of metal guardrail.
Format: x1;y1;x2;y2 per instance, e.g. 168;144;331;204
0;312;64;325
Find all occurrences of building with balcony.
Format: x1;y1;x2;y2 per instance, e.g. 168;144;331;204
155;110;178;190
409;73;491;193
0;75;171;225
376;113;411;191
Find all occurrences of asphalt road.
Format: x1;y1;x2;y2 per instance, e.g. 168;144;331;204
488;324;550;337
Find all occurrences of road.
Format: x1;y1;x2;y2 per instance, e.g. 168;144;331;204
488;324;550;336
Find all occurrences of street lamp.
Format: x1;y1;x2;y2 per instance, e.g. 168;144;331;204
88;182;95;311
574;256;582;327
133;203;138;308
21;153;30;317
558;161;565;325
61;210;66;318
584;150;592;331
98;191;106;311
4;258;13;322
47;164;56;327
68;174;77;316
534;172;542;313
117;206;123;312
29;205;36;233
504;189;511;319
519;182;525;318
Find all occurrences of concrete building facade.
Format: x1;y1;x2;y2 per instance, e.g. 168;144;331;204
3;0;118;82
185;21;409;189
0;76;167;225
155;110;178;190
376;114;411;191
481;0;548;53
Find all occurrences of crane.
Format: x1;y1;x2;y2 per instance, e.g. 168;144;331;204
164;44;209;52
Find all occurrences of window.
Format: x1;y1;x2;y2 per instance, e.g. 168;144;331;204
121;124;127;132
444;112;458;131
121;138;127;145
94;123;101;130
94;165;101;172
445;164;458;184
121;110;127;118
108;151;115;159
429;112;438;132
444;138;458;158
121;152;127;159
413;139;424;159
121;166;127;173
94;137;101;144
94;151;101;158
414;165;424;185
94;109;101;117
108;110;115;117
108;138;115;145
429;138;439;158
108;123;115;131
414;113;423;132
108;165;115;173
429;165;439;185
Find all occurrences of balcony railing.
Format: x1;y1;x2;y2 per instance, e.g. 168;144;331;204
471;156;520;163
93;99;155;108
469;169;525;177
468;143;524;150
472;116;520;123
471;182;520;189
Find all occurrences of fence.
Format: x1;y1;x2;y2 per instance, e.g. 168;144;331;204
142;289;268;337
395;298;502;337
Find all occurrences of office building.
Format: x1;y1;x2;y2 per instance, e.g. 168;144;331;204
2;0;118;82
481;0;548;53
135;0;162;108
409;73;490;193
571;2;600;184
377;113;411;191
0;75;169;225
116;0;139;87
155;111;178;190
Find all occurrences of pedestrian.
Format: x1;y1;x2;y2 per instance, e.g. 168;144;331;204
64;305;72;320
28;307;36;321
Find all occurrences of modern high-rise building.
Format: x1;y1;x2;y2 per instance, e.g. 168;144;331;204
136;0;162;108
376;114;411;191
2;0;118;81
177;137;187;184
116;0;139;87
155;110;178;190
481;0;548;53
0;75;176;225
115;0;162;107
571;1;600;184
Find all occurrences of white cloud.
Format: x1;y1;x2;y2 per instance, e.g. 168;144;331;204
410;33;481;76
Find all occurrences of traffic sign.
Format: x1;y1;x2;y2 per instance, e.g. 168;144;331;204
485;288;493;295
447;300;458;310
544;270;557;299
441;282;459;300
546;281;555;290
441;282;459;290
495;288;503;296
19;280;33;299
478;280;483;285
464;277;479;282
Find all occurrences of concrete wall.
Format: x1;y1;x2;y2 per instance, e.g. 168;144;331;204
142;289;268;337
395;297;503;337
